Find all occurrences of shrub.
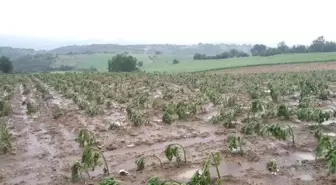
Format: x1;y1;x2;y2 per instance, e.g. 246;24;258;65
108;54;138;72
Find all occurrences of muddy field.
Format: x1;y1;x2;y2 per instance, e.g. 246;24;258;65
210;61;336;74
1;69;336;185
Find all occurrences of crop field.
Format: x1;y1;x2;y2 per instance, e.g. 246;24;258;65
1;68;336;185
55;52;336;73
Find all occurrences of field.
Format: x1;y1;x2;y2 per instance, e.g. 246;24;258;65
55;52;336;72
1;66;336;185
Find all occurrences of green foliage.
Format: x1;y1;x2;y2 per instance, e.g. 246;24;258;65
52;105;65;119
227;135;243;154
165;143;186;166
277;104;290;119
0;100;12;117
251;99;264;114
71;161;88;181
137;61;143;67
76;128;97;147
263;124;295;146
163;103;175;114
84;104;104;116
319;90;329;100
81;146;109;175
0;56;13;73
210;109;237;128
108;54;138;72
98;177;120;185
325;146;336;173
162;110;173;124
270;87;280;102
267;159;278;173
26;101;38;115
298;97;313;108
135;155;163;171
135;156;145;171
0;122;12;153
314;129;336;173
173;59;180;64
296;107;330;123
176;101;188;120
241;122;263;135
126;106;148;126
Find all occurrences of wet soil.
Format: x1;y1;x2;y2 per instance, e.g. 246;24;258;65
1;79;336;185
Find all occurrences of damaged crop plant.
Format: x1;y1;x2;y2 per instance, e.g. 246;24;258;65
3;64;336;184
30;68;336;183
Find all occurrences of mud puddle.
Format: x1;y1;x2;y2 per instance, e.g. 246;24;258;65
109;134;220;156
175;151;316;180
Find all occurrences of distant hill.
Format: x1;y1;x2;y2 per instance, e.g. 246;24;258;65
49;43;252;55
0;47;40;59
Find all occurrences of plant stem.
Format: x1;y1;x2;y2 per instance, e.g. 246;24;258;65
287;125;295;146
90;146;110;175
173;143;187;162
211;153;222;185
151;154;163;167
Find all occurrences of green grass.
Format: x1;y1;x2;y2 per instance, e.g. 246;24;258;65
55;52;336;73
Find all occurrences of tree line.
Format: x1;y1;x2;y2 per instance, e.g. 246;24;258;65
251;36;336;56
193;49;249;60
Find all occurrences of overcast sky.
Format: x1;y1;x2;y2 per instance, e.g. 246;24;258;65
0;0;335;45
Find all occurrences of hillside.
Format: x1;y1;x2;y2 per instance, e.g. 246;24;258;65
49;43;252;55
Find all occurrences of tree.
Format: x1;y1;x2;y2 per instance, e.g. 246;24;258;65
308;36;326;52
277;41;289;53
264;48;281;56
193;53;207;60
0;56;13;73
250;44;267;56
173;59;180;64
137;61;143;67
108;54;137;72
229;49;239;57
291;45;307;53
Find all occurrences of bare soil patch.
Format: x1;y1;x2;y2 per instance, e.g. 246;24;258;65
210;61;336;74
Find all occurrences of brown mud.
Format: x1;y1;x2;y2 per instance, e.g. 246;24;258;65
1;75;336;185
210;61;336;74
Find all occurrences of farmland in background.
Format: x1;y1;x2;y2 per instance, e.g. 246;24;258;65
54;52;336;72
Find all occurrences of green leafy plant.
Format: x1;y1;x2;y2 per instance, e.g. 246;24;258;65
76;128;97;147
81;146;109;175
126;106;148;126
0;100;12;117
71;161;89;181
227;135;243;154
146;177;181;185
277;104;290;120
85;104;104;116
146;152;222;185
26;101;38;115
162;110;173;124
189;152;222;185
165;143;186;166
98;177;120;185
314;128;336;173
262;124;295;146
241;122;263;135
325;146;336;174
0;123;12;153
135;154;163;171
176;101;188;120
52;105;65;119
247;99;264;122
267;159;278;175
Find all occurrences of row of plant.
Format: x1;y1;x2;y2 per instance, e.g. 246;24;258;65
73;127;290;185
